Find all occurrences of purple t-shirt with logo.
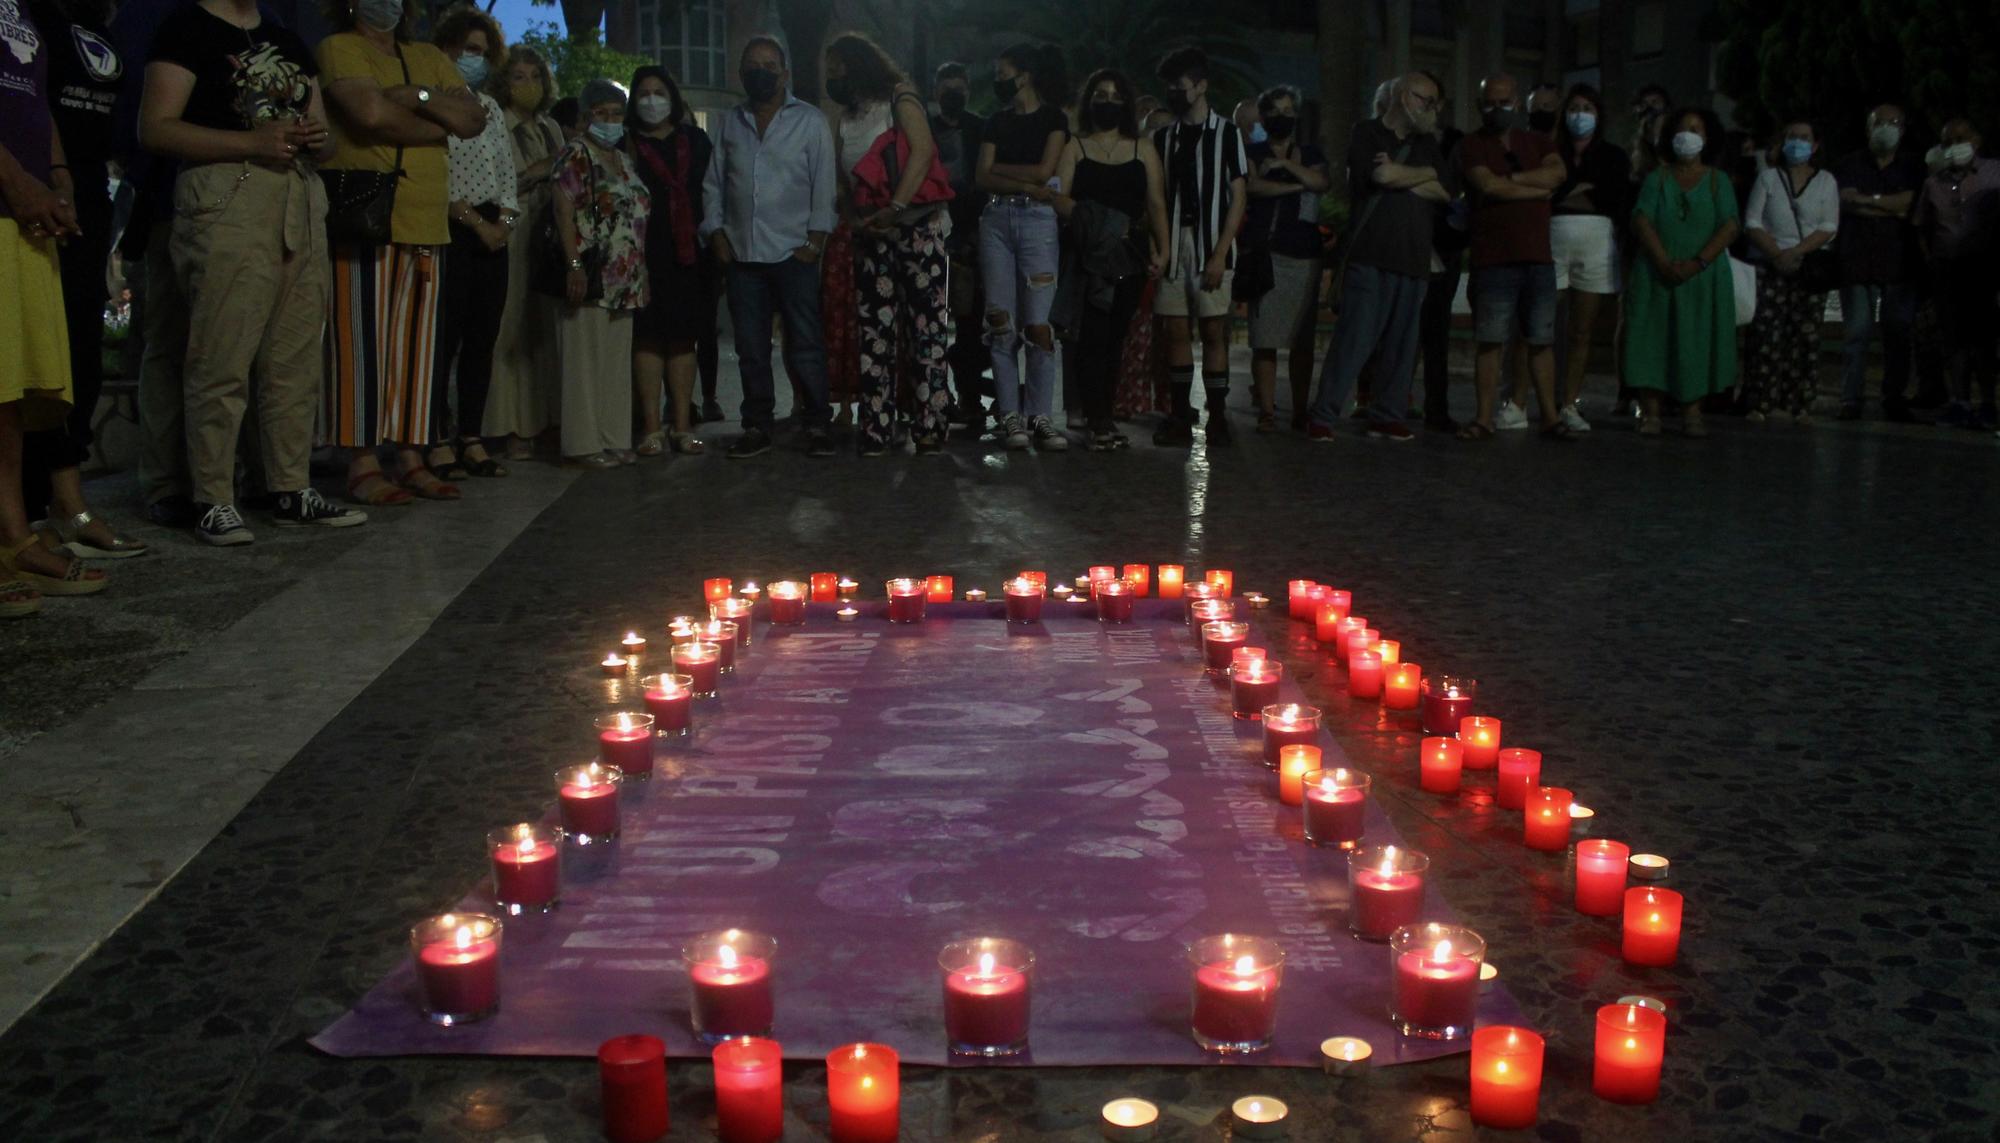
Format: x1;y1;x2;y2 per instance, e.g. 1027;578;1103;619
0;0;52;221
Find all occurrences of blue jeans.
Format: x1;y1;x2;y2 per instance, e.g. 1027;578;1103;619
1310;263;1429;426
1470;262;1557;346
1838;282;1915;407
979;199;1060;417
725;257;830;431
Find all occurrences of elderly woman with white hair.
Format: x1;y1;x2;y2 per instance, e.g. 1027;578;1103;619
550;77;652;466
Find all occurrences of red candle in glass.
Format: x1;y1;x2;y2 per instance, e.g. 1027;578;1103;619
1186;593;1231;632
1622;887;1684;966
1285;579;1316;619
1204;569;1233;597
490;824;561;913
1260;703;1321;766
1302;769;1368;848
709;598;754;645
1348;845;1428;939
687;929;777;1040
925;574;954;603
886;578;927;623
1333;615;1368;654
1086;565;1116;584
1459;716;1501;769
1230;660;1283;719
598;1033;669;1143
1201;620;1249;673
714;1036;784;1143
768;581;807;625
1347;650;1384;698
557;763;623;841
695;620;738;673
1495;747;1542;809
1275;744;1318;805
1470;1025;1546;1129
1523;786;1574;851
1371;638;1401;664
825;1043;900;1143
672;640;722;697
1575;840;1631;916
1382;662;1421;710
1593;1003;1667;1103
1121;564;1151;596
1342;626;1381;663
640;673;693;737
1309;601;1339;643
1390;925;1483;1038
1003;578;1044;623
703;577;734;602
1153;565;1182;598
1186;934;1283;1051
811;572;839;602
1420;675;1477;735
1229;647;1267;677
411;913;502;1023
1095;579;1134;623
1419;736;1464;793
596;712;655;779
940;938;1033;1055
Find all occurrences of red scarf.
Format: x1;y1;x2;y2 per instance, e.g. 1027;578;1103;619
636;129;698;267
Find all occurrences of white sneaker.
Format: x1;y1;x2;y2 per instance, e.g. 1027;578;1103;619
1000;413;1031;451
1494;401;1530;430
1030;416;1070;451
1560;404;1592;433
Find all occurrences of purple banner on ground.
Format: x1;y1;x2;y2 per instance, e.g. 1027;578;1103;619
313;600;1520;1066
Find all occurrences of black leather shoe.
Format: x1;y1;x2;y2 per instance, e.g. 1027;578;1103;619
1152;417;1194;447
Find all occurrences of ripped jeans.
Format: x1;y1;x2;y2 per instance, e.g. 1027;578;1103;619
979;198;1060;417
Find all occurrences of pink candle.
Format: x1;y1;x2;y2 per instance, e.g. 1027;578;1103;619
640;673;693;736
940;938;1033;1055
1593;1003;1667;1103
411;913;502;1023
1495;747;1542;809
1348;846;1428;939
1419;736;1464;794
1095;579;1134;623
489;825;560;913
1186;934;1283;1051
1230;660;1283;719
1260;704;1321;767
1524;786;1574;851
1313;601;1345;643
886;578;927;624
686;929;777;1041
768;581;807;624
1003;578;1044;624
714;1036;784;1143
1622;887;1684;967
826;1043;899;1143
1390;924;1483;1038
1201;620;1249;673
709;597;755;645
1302;769;1369;848
1459;716;1501;769
1382;662;1421;710
595;712;655;779
557;763;623;841
1341;625;1381;662
1420;675;1477;736
811;572;840;602
1121;564;1151;596
1086;565;1116;584
1575;840;1631;916
1287;579;1319;620
1275;744;1318;806
1157;564;1185;599
672;640;722;696
1333;615;1368;655
1347;650;1384;698
1470;1026;1546;1129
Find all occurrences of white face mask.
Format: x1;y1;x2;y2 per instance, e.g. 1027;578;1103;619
635;95;672;126
1870;125;1902;154
1944;142;1976;168
1671;130;1705;159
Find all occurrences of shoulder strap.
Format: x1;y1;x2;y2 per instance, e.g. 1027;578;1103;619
391;43;408;178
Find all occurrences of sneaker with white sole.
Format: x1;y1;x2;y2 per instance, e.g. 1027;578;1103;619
196;503;254;546
274;488;367;528
1000;413;1031;450
1030;416;1069;451
1494;400;1530;430
1559;404;1592;433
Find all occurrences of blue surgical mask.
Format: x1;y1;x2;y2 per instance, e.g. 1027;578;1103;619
1782;138;1814;166
456;53;489;87
1248;121;1268;146
1565;110;1596;137
588;121;625;147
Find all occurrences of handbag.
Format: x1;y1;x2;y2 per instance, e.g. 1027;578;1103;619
319;44;408;246
851;94;955;213
530;142;603;301
1781;170;1840;295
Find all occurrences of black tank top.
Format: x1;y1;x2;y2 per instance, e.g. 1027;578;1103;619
1072;137;1148;222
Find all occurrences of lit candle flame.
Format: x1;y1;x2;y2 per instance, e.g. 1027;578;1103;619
516;834;536;856
1625;1037;1638;1051
617;713;634;733
719;944;739;970
624;631;640;643
1649;912;1660;925
441;912;456;927
1431;939;1453;963
1233;954;1256;976
1496;1060;1509;1075
455;925;473;949
1380;845;1398;876
978;952;996;977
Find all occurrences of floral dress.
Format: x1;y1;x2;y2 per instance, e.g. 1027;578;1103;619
553;138;651;311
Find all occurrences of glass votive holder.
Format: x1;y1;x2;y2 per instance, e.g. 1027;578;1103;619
639;673;694;737
1229;647;1267;676
767;581;807;625
1276;744;1318;805
938;937;1034;1056
695;619;739;673
671;640;722;697
1382;661;1422;710
1524;785;1575;851
554;762;623;843
886;578;927;624
489;823;561;914
1459;715;1502;768
1419;674;1477;736
1183;586;1225;627
1347;650;1384;698
685;929;778;1042
595;711;656;779
1156;563;1185;599
1094;580;1134;624
1200;620;1250;673
1389;922;1485;1040
1495;747;1542;809
1302;769;1370;849
926;574;954;602
410;912;503;1025
1348;844;1428;940
811;571;840;601
1371;638;1401;664
1186;933;1285;1053
703;577;734;602
1121;564;1150;596
826;1042;900;1142
1230;660;1284;719
1419;735;1465;794
1002;578;1045;624
714;1035;785;1143
709;597;755;645
1260;703;1321;767
1286;578;1319;620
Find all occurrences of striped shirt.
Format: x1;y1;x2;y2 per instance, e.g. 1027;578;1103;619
1153;110;1249;274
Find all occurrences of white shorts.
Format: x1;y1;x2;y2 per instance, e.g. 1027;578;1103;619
1153;229;1234;319
1551;214;1619;294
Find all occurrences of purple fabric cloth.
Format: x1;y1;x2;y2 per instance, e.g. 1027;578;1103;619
0;0;52;221
313;600;1521;1066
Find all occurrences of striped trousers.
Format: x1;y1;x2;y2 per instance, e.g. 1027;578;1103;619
325;242;445;447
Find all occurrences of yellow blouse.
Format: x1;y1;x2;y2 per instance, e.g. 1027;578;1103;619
317;34;467;246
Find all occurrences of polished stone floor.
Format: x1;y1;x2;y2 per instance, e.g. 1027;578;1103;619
3;362;1998;1142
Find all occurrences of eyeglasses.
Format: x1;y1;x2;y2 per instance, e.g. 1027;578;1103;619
1407;91;1440;112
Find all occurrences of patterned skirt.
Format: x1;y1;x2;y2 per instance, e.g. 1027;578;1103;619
325;242;445;447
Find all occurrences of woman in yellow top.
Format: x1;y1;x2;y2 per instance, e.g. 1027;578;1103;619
317;0;487;504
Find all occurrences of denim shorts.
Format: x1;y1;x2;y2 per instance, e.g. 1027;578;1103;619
1470;262;1558;345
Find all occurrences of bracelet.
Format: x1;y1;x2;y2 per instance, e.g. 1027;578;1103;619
567;258;583;270
889;200;909;212
49;164;69;172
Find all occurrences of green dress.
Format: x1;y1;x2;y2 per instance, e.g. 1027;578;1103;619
1624;166;1738;400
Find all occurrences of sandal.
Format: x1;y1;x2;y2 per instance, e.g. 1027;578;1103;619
566;453;619;469
1455;422;1495;441
37;510;148;559
505;436;534;462
635;430;667;457
670;431;707;455
428;447;471;482
347;469;414;506
400;466;463;500
1638;417;1664;437
1;535;108;596
1540;422;1578;442
1256;412;1278;433
0;577;40;619
458;440;509;477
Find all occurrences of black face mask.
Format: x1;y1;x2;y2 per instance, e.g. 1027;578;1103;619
938;88;966;117
1165;88;1192;116
1089;101;1124;132
742;67;781;103
1263;115;1296;141
1481;105;1517;132
825;77;856;108
1528;109;1556;132
993;75;1019;103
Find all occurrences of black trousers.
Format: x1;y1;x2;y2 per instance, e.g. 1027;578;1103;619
1419;261;1461;421
23;176;112;515
1077;276;1144;429
432;220;510;441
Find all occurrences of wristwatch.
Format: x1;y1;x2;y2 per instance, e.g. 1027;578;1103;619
416;86;432;105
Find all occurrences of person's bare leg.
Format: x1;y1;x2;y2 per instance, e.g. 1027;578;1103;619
1251;348;1277;416
1640;392;1661;426
666;345;696;435
634;338;666;437
1563;290;1602;407
1472;344;1504;427
346;449;392;500
1507;338;1532;410
1529;346;1561;428
1;404;96;581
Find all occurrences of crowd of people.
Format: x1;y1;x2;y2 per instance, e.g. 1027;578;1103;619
2;2;1997;618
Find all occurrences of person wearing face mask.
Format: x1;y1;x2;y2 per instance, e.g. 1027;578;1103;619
317;0;490;506
1830;104;1924;421
1526;83;1561;136
1547;84;1631;431
929;61;988;436
1455;72;1572;441
701;34;839;459
1241;84;1329;433
1234;100;1264;148
1743;118;1838;424
1914;120;2000;430
1624;107;1739;437
1415;72;1469;432
624;64;712;458
482;44;563;461
426;7;516;481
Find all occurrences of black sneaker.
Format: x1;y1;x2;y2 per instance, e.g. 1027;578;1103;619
274;487;367;528
806;428;838;457
147;494;199;528
196;503;254;546
1204;413;1233;447
726;429;772;459
700;401;726;423
1152;417;1194;447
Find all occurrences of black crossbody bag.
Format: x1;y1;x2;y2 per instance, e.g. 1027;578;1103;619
319;43;408;246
